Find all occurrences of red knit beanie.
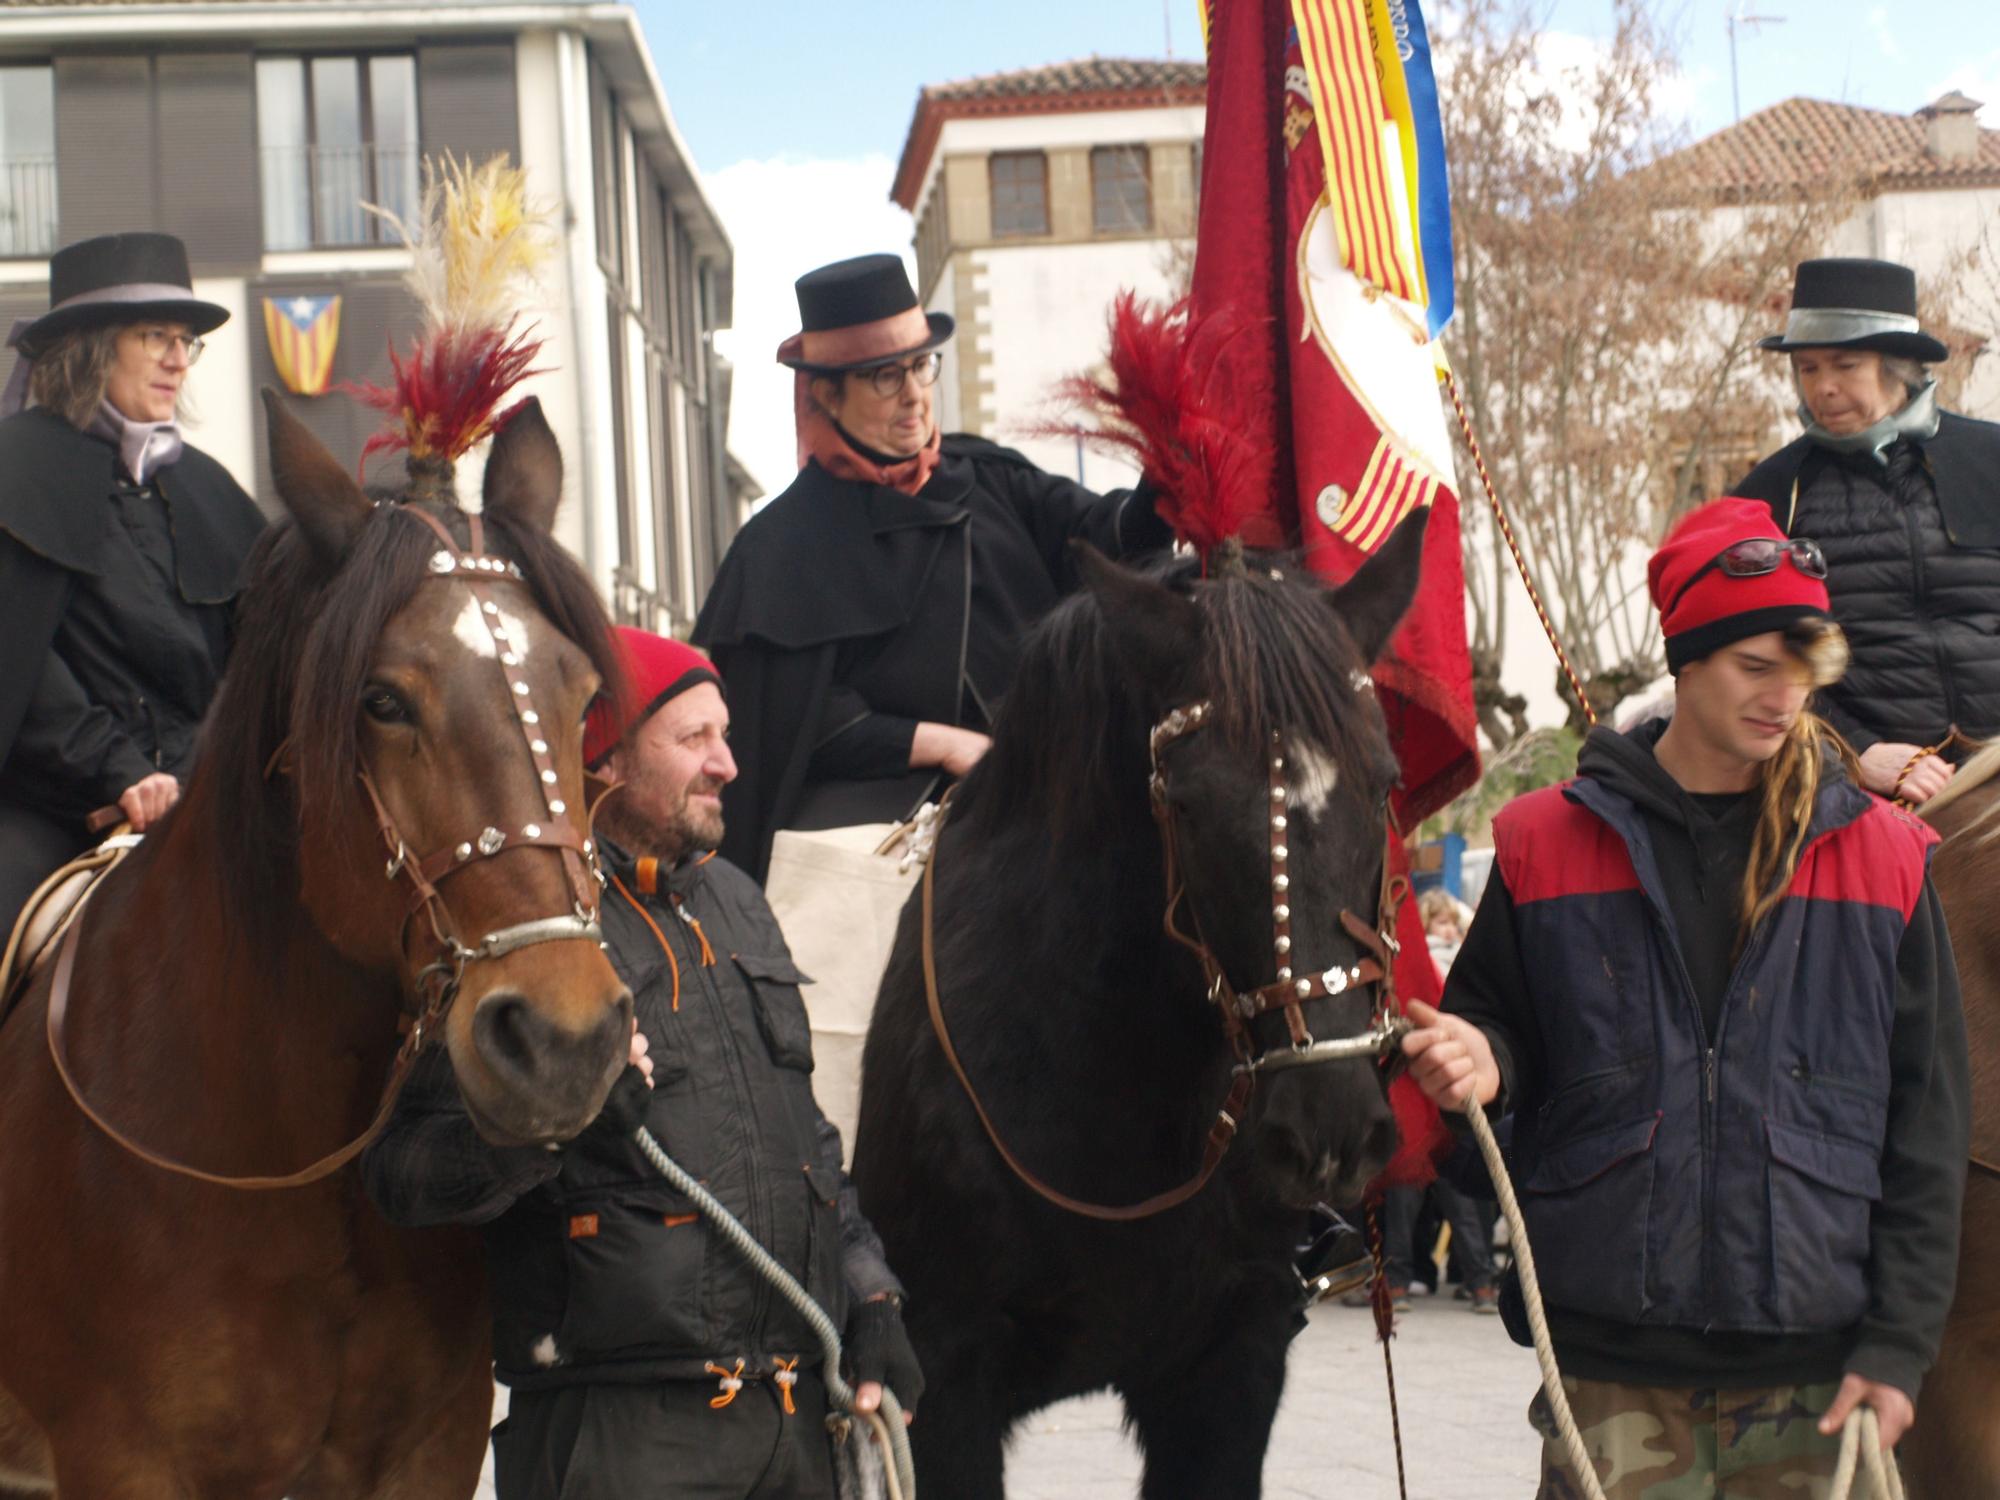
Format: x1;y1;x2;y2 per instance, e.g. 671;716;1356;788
583;627;722;768
1648;497;1831;673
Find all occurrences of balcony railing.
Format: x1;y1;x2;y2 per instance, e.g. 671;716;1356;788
0;157;57;259
260;142;419;251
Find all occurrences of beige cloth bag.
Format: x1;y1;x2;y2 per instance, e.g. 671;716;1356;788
763;809;938;1166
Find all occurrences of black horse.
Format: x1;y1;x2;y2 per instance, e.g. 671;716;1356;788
850;510;1429;1498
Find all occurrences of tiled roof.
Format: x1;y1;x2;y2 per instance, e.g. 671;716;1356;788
1654;96;2000;196
922;57;1207;104
892;56;1206;211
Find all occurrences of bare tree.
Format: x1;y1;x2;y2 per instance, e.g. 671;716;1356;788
1437;0;1866;738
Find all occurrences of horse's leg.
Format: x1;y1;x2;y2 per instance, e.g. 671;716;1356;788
360;1355;492;1500
1122;1287;1299;1500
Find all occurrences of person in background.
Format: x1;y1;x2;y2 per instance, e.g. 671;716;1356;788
363;630;922;1500
0;232;262;936
692;254;1168;881
1404;497;1967;1498
1738;256;2000;805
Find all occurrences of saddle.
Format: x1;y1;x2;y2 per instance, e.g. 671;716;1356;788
0;826;141;1021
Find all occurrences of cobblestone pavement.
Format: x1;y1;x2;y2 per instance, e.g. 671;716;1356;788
478;1286;1545;1498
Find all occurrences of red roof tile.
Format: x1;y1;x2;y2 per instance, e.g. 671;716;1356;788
1655;96;2000;196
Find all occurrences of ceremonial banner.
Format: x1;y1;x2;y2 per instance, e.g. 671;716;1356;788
1192;0;1477;1177
262;294;343;397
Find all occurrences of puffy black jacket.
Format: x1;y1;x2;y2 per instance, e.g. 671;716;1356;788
362;846;902;1391
1738;412;2000;752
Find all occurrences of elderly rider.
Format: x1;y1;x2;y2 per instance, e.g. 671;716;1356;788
0;232;262;937
362;629;922;1500
1736;256;2000;804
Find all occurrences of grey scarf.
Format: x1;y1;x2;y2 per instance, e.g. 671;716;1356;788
88;399;184;485
1799;380;1941;465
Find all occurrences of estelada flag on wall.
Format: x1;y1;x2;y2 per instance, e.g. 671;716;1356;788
261;295;342;397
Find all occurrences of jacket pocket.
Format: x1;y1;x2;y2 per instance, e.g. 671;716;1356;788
555;1184;709;1361
1765;1118;1879;1327
1521;1113;1659;1320
735;952;816;1071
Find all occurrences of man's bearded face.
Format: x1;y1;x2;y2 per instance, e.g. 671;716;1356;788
599;683;734;861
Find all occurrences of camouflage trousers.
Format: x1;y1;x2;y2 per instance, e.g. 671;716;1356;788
1529;1377;1856;1499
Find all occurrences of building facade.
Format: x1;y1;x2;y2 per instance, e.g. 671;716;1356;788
891;58;1205;489
0;0;757;634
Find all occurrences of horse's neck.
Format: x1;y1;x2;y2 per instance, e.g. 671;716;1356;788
64;810;402;1165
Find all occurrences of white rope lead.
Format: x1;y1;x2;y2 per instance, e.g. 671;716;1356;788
1462;1101;1900;1500
633;1125;917;1499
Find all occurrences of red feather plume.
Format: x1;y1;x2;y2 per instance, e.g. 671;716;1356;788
1049;293;1263;559
347;322;546;480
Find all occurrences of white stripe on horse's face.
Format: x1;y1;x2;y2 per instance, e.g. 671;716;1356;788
1287;742;1339;817
450;593;532;662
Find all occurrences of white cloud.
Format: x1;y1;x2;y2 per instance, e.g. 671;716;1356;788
703;154;914;501
1866;6;1905;63
1932;49;2000;119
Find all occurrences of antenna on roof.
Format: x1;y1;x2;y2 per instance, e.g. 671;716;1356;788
1726;1;1785;123
1164;0;1174;58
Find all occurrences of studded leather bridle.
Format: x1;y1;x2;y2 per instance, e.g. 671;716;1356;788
920;693;1410;1223
43;506;610;1190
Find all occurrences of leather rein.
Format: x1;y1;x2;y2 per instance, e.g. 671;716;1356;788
44;507;608;1190
922;695;1410;1222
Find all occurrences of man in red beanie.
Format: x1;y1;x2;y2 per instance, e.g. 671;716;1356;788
365;626;921;1499
1399;498;1967;1496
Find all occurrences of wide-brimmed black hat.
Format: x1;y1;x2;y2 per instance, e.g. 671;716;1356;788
777;253;953;373
1758;257;1948;363
11;232;230;356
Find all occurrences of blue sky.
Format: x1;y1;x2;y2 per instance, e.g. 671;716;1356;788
638;0;1997;173
634;0;2000;496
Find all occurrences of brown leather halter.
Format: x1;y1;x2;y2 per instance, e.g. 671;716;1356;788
43;506;609;1190
922;695;1409;1222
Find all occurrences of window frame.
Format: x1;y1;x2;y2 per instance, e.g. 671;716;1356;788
1090;143;1152;235
989;149;1050;238
0;63;57;261
254;49;420;252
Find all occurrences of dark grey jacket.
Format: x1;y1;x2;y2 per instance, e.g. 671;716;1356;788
1738;411;2000;752
362;845;900;1391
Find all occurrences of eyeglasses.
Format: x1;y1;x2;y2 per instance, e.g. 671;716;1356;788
856;351;942;398
134;328;205;365
1668;537;1828;615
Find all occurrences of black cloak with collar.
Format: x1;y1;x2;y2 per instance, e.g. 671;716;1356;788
1737;409;2000;546
692;433;1164;882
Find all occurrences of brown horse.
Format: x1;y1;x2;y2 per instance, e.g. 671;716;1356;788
1897;744;2000;1496
0;395;632;1498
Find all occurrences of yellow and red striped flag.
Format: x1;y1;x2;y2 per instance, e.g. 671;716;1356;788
262;294;342;397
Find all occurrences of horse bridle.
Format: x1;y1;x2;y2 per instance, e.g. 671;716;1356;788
44;506;609;1190
920;693;1410;1223
1147;698;1410;1079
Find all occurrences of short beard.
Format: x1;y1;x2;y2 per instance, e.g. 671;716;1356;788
596;785;724;865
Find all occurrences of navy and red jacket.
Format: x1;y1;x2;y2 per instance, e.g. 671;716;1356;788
1446;722;1967;1399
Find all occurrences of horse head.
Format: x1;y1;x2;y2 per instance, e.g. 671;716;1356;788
1077;510;1429;1208
257;392;632;1145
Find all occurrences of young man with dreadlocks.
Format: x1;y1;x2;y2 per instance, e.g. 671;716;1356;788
1402;496;1968;1498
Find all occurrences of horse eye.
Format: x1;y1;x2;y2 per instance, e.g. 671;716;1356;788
362;687;409;725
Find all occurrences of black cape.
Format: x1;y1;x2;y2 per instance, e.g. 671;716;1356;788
0;407;264;925
692;434;1162;881
1737;409;2000;547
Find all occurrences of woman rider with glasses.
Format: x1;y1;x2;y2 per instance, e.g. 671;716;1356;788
692;254;1169;882
0;233;263;942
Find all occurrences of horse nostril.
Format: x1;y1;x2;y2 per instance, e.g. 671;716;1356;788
471;991;552;1078
471;989;630;1093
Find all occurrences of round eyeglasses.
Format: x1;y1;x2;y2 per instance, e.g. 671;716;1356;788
135;328;205;365
857;351;942;398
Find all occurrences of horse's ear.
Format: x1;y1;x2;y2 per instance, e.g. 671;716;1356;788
261;387;371;565
1073;542;1203;695
483;398;563;534
1330;506;1428;664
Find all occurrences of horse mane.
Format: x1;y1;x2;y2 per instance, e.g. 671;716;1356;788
190;499;621;941
1920;736;2000;839
965;551;1398;849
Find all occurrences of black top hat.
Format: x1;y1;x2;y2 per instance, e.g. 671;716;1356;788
11;233;231;356
1758;258;1948;363
779;253;953;372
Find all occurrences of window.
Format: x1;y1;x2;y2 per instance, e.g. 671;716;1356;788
257;55;418;251
0;67;56;258
1091;144;1151;234
989;151;1048;237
